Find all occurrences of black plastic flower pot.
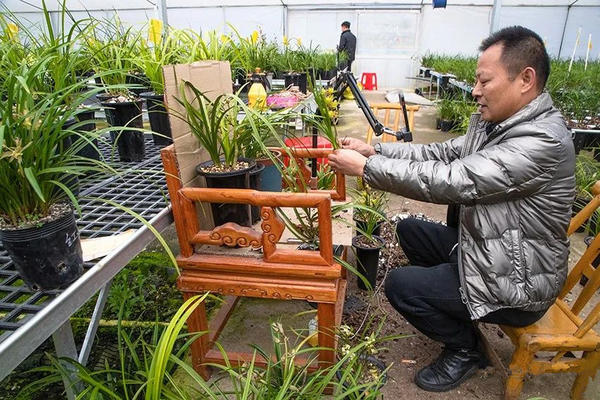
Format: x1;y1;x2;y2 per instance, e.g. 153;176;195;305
439;119;459;132
335;354;388;397
196;158;256;227
0;209;83;290
59;119;81;197
235;69;250;93
284;72;308;94
572;129;600;161
75;109;101;161
353;216;383;237
298;242;345;258
256;149;283;192
319;69;336;81
126;72;151;96
249;163;266;224
140;92;173;147
353;235;384;290
101;98;145;162
573;130;586;154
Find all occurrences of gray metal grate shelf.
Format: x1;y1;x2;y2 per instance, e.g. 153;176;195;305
0;134;169;342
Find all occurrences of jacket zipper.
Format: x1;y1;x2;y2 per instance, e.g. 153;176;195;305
456;114;480;319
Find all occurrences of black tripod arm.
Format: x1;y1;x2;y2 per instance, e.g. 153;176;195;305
383;126;413;142
335;71;413;142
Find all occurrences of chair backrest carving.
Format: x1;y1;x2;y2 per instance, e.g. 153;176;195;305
178;188;335;266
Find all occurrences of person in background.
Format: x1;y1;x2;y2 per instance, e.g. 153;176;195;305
338;21;356;72
328;26;575;392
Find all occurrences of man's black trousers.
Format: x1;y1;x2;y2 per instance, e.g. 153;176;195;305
384;217;546;350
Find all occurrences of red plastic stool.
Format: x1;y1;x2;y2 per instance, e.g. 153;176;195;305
283;136;332;168
361;72;378;90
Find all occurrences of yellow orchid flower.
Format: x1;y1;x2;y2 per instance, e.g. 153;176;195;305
6;23;18;40
220;34;230;43
283;35;289;46
296;37;302;47
148;18;163;45
1;138;32;164
251;30;259;45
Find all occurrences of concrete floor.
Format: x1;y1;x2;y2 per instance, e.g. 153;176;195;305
186;90;600;399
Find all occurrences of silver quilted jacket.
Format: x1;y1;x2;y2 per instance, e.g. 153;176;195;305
364;92;575;319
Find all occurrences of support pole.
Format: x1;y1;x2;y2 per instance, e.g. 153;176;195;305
157;0;169;35
52;320;82;400
490;0;502;34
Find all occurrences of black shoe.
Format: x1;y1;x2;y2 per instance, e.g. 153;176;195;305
415;347;487;392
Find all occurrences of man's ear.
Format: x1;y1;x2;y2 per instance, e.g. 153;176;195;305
520;66;537;94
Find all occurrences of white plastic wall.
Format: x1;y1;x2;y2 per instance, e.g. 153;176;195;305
3;1;600;88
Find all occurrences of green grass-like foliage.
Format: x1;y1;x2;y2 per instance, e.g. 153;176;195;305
175;82;245;169
0;51;115;227
19;295;402;399
421;53;600;121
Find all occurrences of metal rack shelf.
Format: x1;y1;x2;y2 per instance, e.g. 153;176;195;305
0;134;171;388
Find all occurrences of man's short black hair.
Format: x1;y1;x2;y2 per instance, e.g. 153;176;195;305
479;25;550;92
341;21;351;29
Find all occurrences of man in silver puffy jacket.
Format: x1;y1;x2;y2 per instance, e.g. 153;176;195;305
328;26;575;392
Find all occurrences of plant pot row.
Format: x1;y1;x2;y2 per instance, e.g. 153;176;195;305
235;69;337;95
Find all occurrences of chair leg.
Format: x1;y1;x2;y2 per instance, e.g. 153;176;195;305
572;350;600;400
183;292;211;380
505;347;534;400
317;303;336;369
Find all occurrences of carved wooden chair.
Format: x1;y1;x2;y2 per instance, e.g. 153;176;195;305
500;181;600;400
161;145;347;379
365;102;420;145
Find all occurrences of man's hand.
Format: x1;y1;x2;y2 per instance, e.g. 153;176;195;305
340;137;376;157
328;149;367;177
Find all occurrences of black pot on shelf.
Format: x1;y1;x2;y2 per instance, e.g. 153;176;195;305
100;97;145;162
249;163;266;224
126;72;151;96
284;72;308;94
60;118;81;197
234;69;250;93
196;158;256;227
0;209;83;290
573;130;586;154
352;235;384;290
140;92;173;147
75;109;101;161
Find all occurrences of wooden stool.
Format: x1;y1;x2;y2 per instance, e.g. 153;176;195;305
161;145;347;379
365;102;420;145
